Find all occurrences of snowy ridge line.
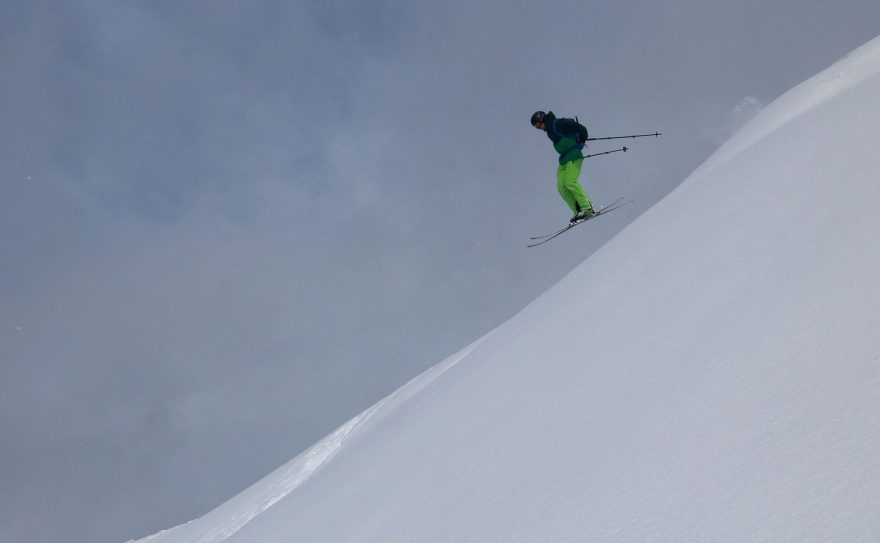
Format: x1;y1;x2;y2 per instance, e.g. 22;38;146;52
371;336;487;411
131;406;378;543
131;337;486;543
694;35;880;178
200;409;376;542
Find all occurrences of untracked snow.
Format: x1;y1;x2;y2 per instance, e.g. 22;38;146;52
133;36;880;542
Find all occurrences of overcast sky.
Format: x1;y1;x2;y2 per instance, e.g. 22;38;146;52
2;2;879;542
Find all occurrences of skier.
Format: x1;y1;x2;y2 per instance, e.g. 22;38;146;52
531;111;594;222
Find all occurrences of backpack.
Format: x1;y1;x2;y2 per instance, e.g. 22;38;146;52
550;116;589;148
574;116;589;149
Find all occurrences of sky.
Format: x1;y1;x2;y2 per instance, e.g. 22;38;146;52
1;1;879;542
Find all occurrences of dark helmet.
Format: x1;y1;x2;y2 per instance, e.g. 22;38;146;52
530;111;546;126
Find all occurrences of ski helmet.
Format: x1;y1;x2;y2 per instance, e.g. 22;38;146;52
530;111;546;127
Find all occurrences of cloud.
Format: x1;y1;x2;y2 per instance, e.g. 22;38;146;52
731;95;765;128
712;95;766;144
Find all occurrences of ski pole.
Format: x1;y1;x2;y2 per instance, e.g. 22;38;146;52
586;132;661;142
584;146;628;159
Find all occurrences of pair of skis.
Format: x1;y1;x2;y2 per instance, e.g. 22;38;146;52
527;198;632;247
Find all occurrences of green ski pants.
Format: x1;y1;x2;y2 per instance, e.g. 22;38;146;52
556;158;592;214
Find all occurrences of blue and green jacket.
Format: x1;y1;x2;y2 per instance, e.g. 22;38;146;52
543;111;589;165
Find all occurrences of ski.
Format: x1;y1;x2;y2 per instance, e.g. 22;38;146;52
527;198;632;248
530;198;626;240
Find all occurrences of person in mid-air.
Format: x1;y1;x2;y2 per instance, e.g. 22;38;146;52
531;110;594;222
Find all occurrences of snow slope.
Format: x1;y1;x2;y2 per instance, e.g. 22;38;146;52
134;36;880;542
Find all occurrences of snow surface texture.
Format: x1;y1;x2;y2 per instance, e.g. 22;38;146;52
134;36;880;542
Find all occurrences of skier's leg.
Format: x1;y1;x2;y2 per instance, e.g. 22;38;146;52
562;159;593;211
556;164;579;214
